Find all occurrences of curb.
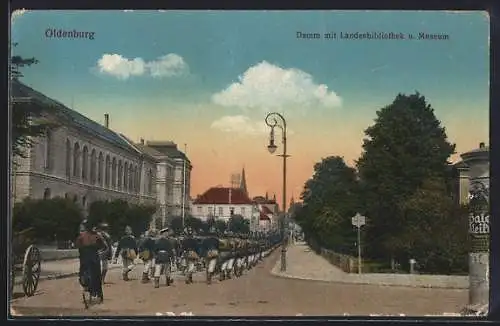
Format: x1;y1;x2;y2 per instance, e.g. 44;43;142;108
14;265;122;285
269;260;468;290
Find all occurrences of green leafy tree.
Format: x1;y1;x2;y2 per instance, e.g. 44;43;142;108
206;216;216;231
169;216;184;234
10;44;56;159
356;92;456;262
296;156;360;253
228;214;250;234
87;200;155;240
13;197;83;242
399;178;468;274
215;219;228;233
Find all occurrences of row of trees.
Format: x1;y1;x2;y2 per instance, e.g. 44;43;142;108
293;93;469;275
12;196;252;243
12;198;157;243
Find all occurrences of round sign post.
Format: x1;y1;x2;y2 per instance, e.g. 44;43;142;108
351;213;366;274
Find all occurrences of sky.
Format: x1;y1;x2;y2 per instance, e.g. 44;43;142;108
11;10;490;207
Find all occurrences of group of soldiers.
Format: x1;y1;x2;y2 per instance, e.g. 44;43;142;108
108;224;282;288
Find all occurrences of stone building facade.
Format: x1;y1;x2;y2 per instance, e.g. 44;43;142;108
12;80;157;217
145;141;192;219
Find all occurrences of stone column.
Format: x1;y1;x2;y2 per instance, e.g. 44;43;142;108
461;142;489;308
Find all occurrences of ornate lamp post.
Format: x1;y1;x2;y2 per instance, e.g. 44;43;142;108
265;112;289;272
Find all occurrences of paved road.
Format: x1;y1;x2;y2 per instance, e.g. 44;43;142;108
11;248;467;317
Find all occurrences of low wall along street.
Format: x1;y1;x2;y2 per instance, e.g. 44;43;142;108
301;244;469;289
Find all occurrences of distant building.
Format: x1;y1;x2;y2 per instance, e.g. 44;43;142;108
11;80;157;216
145;141;192;219
191;187;255;221
252;192;279;214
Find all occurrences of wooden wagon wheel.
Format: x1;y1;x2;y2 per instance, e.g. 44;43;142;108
22;245;41;297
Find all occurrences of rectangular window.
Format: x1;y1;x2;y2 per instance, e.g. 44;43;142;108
240;207;246;215
218;207;223;216
208;207;213;216
197;206;202;214
230;207;235;215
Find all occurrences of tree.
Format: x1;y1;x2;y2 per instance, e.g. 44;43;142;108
10;44;56;159
13;197;83;242
356;93;456;262
87;200;155;240
228;214;250;234
169;216;184;235
215;219;228;233
399;178;468;274
296;156;360;253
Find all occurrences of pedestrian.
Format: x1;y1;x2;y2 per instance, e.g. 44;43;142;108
181;227;199;284
113;226;137;281
202;227;219;284
75;219;107;303
153;227;175;288
138;229;156;283
96;222;113;284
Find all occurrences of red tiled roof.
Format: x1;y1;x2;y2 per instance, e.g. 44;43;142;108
193;187;252;205
259;212;271;221
262;206;273;214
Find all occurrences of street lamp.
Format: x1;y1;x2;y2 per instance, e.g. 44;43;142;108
265;112;289;272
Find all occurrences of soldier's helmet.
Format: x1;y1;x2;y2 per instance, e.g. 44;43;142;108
159;227;169;236
125;225;133;235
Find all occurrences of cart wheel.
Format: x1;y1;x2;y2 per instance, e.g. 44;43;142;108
22;245;41;297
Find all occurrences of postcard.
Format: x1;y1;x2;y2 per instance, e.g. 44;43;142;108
9;10;489;317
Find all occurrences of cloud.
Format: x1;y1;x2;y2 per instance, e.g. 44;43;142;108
212;61;342;111
96;53;188;80
210;115;268;136
12;9;28;22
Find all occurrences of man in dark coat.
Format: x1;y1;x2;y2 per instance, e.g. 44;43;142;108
113;226;137;281
153;228;175;288
181;227;199;284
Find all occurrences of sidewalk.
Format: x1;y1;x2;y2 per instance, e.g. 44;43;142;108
270;243;469;289
14;259;121;285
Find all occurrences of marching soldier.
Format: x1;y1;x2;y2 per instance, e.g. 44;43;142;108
202;228;219;284
96;222;113;284
218;231;231;281
153;227;175;288
138;229;156;283
113;226;137;281
181;227;199;284
235;233;248;276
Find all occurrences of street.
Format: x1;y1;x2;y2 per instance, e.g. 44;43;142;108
11;246;467;317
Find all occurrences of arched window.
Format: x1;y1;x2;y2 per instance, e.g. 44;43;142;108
43;188;51;200
117;160;123;190
45;130;52;170
90;149;96;184
73;142;80;178
65;139;71;177
98;152;104;186
105;155;111;188
148;168;153;194
128;165;134;192
82;146;89;181
124;162;129;191
134;166;140;192
111;157;117;189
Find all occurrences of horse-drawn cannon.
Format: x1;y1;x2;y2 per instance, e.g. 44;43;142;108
10;227;42;298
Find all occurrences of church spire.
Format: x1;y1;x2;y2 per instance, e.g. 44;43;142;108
240;166;248;196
